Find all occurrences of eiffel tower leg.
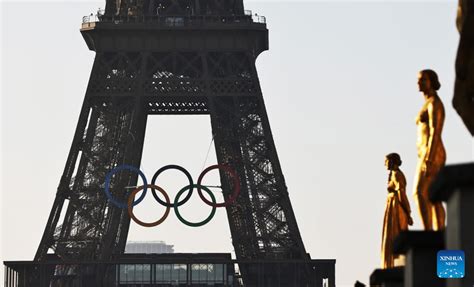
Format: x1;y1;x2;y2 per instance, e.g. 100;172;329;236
35;52;148;284
36;98;147;259
35;100;92;261
209;96;261;285
210;96;312;285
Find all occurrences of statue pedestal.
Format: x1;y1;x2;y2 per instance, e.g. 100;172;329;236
430;162;474;287
393;231;445;287
370;267;404;287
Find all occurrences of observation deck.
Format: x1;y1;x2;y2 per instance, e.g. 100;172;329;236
80;8;268;54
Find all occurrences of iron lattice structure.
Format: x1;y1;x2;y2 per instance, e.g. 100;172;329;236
35;0;315;285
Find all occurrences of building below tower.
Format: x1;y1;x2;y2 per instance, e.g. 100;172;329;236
4;253;335;286
125;241;174;254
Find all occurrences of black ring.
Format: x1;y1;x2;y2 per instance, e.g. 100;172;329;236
151;164;194;207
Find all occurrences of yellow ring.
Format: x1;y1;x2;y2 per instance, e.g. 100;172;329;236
127;184;170;227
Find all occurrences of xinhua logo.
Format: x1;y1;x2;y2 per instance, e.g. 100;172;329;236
437;250;465;278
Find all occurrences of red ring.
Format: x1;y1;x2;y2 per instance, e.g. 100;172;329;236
197;164;240;208
128;184;170;227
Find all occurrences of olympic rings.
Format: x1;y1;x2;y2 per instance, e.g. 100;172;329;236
174;184;216;227
102;164;240;227
128;184;170;227
104;164;148;209
197;164;240;208
151;165;193;208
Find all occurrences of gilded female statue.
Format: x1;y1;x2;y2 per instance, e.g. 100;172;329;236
414;69;446;230
381;153;413;269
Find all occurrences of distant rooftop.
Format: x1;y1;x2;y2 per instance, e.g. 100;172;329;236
125;241;174;254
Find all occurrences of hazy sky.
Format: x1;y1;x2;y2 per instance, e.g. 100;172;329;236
1;1;473;286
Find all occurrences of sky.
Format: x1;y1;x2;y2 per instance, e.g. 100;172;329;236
1;1;473;286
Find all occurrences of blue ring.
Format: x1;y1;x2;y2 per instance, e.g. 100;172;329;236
104;164;148;209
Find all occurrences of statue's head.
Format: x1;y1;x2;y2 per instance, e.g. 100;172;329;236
418;69;441;93
385;153;402;170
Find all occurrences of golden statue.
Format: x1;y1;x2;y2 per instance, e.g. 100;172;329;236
381;153;413;269
414;69;446;231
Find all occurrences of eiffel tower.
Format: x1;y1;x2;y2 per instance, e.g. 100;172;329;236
30;0;328;285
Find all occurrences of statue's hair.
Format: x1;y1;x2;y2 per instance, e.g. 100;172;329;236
386;153;402;166
420;69;441;91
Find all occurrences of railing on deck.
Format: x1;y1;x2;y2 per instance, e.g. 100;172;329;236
81;8;266;28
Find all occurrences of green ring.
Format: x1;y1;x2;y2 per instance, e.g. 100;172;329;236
174;184;216;227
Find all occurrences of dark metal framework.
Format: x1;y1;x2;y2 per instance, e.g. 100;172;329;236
33;1;325;285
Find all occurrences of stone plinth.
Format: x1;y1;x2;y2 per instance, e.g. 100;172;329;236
430;162;474;287
393;231;445;287
370;267;404;287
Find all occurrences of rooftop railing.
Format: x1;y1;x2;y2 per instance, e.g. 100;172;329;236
82;8;266;28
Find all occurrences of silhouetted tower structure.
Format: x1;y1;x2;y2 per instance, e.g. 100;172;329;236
35;0;313;285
